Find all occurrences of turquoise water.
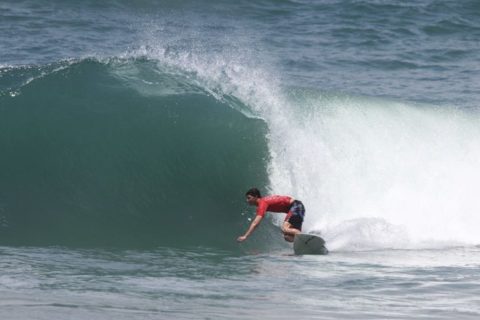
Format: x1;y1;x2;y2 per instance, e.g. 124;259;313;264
1;0;480;318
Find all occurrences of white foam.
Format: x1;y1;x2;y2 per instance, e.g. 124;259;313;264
268;94;480;249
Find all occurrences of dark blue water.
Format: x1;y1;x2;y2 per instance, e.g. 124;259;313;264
1;0;480;318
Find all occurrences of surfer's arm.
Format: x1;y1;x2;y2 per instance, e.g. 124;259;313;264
237;215;263;242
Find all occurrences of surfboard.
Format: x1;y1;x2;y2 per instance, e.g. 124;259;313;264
293;233;328;255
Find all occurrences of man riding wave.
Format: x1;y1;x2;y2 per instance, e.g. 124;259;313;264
237;188;305;243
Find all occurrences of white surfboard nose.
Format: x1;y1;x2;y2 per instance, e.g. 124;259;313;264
294;233;328;255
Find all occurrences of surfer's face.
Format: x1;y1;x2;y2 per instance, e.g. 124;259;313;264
246;195;258;206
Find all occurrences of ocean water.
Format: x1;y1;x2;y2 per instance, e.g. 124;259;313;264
1;0;480;318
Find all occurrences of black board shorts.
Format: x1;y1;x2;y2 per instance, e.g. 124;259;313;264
284;200;305;231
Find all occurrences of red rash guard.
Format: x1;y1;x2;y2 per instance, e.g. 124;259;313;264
256;195;293;217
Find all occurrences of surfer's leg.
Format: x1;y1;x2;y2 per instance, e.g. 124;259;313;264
282;207;303;242
282;221;301;235
282;221;301;242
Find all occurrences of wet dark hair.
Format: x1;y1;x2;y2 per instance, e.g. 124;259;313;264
245;188;261;198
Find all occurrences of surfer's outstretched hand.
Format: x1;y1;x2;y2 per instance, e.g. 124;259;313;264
237;235;247;242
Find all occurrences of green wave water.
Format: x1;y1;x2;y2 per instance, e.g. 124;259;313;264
0;59;270;248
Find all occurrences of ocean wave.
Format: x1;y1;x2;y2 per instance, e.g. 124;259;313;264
2;54;480;251
0;58;270;248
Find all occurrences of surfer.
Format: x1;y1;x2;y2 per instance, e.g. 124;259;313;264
237;188;305;243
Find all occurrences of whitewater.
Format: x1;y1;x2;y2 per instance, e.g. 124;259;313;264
1;0;480;319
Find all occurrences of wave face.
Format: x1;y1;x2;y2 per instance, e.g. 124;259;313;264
0;59;269;248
